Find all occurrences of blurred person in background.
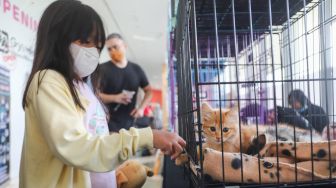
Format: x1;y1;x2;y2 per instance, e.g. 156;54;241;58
98;33;152;132
267;89;329;133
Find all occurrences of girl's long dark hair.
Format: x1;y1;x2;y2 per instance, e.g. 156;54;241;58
22;0;106;110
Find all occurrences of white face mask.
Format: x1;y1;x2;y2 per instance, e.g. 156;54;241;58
69;43;99;78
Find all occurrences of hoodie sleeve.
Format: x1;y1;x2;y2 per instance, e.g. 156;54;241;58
309;105;329;133
277;106;311;130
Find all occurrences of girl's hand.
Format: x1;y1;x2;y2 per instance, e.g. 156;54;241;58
152;130;186;160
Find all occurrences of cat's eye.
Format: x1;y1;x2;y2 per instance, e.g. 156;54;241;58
210;127;216;132
223;127;229;132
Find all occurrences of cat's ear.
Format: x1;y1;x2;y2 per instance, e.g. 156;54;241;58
230;105;239;113
224;107;239;121
201;102;213;112
201;103;213;121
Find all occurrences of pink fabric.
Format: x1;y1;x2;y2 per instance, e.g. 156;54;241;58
90;171;116;188
76;82;117;188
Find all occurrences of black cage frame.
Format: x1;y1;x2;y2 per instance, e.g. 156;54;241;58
174;0;336;187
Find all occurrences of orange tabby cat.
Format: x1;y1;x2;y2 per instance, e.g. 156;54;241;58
201;103;322;154
175;103;322;165
175;103;263;165
201;103;266;153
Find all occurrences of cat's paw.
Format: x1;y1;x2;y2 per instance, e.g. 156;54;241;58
175;153;188;166
203;147;214;153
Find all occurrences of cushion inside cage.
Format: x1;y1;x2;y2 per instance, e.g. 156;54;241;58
203;140;336;184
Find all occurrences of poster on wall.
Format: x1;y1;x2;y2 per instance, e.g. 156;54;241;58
0;0;41;180
0;65;10;185
0;0;44;180
0;0;37;71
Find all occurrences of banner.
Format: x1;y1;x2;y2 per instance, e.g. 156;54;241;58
0;0;38;70
0;0;40;179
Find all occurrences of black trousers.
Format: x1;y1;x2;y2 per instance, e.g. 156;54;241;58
108;118;134;132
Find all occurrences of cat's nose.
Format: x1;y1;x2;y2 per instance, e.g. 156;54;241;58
216;137;221;142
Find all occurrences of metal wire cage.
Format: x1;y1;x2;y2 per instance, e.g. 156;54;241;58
174;0;336;187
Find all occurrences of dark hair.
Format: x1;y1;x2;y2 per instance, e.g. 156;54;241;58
22;0;106;110
288;89;310;107
106;33;123;41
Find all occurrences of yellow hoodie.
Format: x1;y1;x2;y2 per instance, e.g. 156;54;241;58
19;70;153;188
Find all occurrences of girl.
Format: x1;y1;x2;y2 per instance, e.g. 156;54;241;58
19;1;185;188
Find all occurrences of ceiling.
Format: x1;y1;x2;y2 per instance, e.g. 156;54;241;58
195;0;314;33
193;0;316;57
26;0;170;89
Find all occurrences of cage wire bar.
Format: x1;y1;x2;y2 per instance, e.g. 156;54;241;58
174;0;336;187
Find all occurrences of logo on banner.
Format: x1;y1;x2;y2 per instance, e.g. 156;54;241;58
0;28;34;62
9;37;34;61
0;30;9;54
0;0;38;67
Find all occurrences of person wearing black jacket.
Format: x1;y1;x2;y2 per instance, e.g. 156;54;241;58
276;89;329;133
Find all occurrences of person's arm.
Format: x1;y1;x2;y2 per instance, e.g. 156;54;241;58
98;92;116;103
130;65;152;118
99;92;131;105
95;67;131;105
277;106;311;129
33;75;184;172
139;85;152;110
130;85;152;118
311;106;330;133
